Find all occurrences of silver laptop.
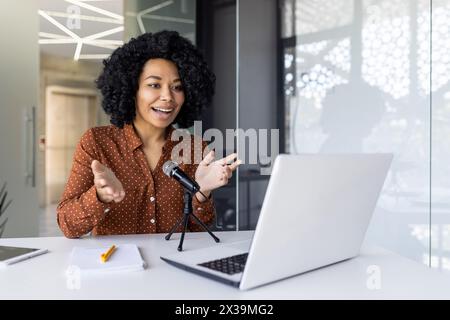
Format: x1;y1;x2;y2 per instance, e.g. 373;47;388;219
161;154;393;290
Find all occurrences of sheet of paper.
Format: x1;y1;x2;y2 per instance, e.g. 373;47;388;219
69;244;146;274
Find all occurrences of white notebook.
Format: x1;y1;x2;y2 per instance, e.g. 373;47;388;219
69;244;146;274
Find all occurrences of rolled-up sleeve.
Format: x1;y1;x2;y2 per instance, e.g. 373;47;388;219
57;129;114;238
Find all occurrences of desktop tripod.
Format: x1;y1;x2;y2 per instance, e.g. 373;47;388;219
165;190;220;251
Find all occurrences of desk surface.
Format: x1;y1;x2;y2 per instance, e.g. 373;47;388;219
1;231;450;299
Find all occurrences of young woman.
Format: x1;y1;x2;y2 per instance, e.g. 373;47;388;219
57;31;240;238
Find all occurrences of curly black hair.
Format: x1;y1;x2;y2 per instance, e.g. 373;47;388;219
96;30;215;128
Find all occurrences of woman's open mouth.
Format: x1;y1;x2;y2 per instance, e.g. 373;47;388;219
151;106;175;120
151;107;174;114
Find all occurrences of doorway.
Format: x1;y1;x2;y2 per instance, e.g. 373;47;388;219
45;86;97;204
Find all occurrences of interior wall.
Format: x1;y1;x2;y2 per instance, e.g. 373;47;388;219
278;0;449;267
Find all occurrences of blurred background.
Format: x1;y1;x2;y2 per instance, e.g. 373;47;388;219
1;0;450;272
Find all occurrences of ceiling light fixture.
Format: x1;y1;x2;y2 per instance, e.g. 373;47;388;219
64;0;123;21
39;10;122;24
39;2;124;60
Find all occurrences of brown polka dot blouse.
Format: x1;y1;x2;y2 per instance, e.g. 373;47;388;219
57;124;215;238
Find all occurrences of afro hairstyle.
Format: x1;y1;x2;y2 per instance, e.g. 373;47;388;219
96;30;215;128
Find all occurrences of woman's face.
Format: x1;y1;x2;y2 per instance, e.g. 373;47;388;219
135;58;185;129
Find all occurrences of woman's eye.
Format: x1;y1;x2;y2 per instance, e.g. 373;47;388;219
148;83;160;88
172;85;183;92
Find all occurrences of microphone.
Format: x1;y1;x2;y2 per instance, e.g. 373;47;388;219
162;160;220;249
163;160;200;194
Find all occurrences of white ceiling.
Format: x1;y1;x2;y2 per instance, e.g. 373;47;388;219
38;0;124;60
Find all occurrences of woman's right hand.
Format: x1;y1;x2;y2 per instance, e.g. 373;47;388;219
91;160;125;203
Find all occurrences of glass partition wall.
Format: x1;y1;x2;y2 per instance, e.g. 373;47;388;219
430;0;450;270
280;0;450;270
123;1;450;270
124;0;276;232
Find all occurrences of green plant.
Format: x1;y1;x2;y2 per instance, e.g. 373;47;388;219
0;182;12;237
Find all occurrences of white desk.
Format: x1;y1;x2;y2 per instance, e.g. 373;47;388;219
1;231;450;299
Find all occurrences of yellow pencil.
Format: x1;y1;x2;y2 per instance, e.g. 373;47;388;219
100;245;116;263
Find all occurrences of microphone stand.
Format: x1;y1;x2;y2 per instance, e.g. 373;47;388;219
165;189;220;251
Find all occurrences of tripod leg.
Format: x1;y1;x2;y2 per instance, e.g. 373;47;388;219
178;213;190;251
165;216;184;240
190;213;220;243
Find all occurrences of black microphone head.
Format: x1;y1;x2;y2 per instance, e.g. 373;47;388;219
162;160;178;177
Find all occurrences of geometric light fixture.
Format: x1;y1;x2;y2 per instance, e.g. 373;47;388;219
38;0;196;60
125;0;195;39
38;0;124;60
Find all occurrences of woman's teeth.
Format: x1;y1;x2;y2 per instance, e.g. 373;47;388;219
152;107;172;113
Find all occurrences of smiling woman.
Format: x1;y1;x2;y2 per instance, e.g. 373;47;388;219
56;31;241;238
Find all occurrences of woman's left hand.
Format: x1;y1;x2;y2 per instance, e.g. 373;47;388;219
195;150;241;201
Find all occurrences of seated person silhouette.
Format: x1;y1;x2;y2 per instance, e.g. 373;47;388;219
319;82;384;153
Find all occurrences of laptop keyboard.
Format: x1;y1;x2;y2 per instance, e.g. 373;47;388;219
198;253;248;275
